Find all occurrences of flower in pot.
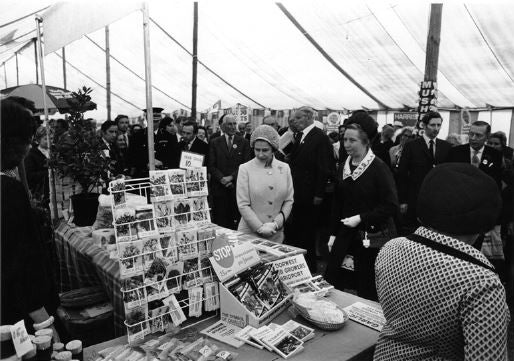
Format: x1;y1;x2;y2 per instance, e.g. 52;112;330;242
49;86;114;226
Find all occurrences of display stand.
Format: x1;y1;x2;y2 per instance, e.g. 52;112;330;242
108;168;219;343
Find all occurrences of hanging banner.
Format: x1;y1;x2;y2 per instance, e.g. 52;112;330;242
393;112;418;127
416;80;438;130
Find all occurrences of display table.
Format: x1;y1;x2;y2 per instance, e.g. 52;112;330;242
84;290;380;361
54;221;306;337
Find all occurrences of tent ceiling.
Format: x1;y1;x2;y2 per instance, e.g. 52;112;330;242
1;0;514;120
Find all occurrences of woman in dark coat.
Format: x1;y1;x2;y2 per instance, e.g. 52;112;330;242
325;114;398;301
1;98;60;340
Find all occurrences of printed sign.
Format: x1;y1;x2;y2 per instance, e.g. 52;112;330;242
270;254;312;286
11;320;33;357
417;80;438;128
393;112;418;127
210;242;260;282
325;112;341;134
343;301;386;332
180;151;204;168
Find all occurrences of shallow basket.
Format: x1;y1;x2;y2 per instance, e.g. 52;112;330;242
292;302;349;331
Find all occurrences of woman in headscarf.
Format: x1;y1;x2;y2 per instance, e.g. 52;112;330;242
325;111;398;300
236;125;294;243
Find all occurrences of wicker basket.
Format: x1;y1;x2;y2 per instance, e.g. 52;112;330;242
292;302;349;331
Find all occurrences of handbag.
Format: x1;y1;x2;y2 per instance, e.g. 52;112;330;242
359;217;397;249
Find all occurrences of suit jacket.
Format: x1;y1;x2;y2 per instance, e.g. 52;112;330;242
397;137;451;207
208;134;251;194
447;144;503;189
288;126;333;205
236;158;294;242
182;137;209;166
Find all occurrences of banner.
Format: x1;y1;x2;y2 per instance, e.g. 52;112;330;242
43;0;143;55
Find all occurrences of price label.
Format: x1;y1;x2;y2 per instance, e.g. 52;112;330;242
10;320;33;357
180;151;204;168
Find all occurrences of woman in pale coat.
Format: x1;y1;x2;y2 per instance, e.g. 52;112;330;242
237;125;294;243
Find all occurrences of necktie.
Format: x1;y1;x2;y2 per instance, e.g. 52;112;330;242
227;135;233;150
294;131;303;144
125;134;129;147
428;139;435;163
472;150;480;167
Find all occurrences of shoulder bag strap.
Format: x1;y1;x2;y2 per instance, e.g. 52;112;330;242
406;234;495;272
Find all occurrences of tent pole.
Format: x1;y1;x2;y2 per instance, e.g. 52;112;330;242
142;1;155;170
509;110;514;148
191;2;198;121
62;47;67;89
2;63;6;88
105;26;112;121
34;38;39;84
417;4;442;129
36;15;59;222
15;53;19;85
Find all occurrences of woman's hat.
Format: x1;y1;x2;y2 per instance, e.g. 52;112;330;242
417;163;501;235
345;110;378;140
250;125;280;150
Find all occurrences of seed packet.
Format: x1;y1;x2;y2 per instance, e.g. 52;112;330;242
148;303;169;333
167;169;186;198
144;258;169;301
114;207;137;241
188;287;203;317
173;199;191;227
199;256;214;283
185;167;208;197
190;197;210;223
248;326;274;351
154;200;173;233
183;257;201;289
142;236;163;266
111;178;126;208
310;275;334;292
229;281;267;318
159;233;178;262
250;264;282;308
234;325;263;349
261;328;304;359
204;282;220;311
122;274;146;311
197;227;216;255
177;228;198;260
126;304;148;343
150;170;172;201
119;240;144;278
280;320;315;342
165;261;184;294
163;294;187;326
135;205;158;238
291;280;318;294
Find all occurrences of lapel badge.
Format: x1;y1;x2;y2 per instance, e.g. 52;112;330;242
233;144;238;149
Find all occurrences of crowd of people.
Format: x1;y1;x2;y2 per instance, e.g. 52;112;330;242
1;97;513;359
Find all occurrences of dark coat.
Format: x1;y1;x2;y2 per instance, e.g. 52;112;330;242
397;137;452;208
447;144;503;189
181;137;210;166
288;126;334;205
24;147;49;202
208;134;251;194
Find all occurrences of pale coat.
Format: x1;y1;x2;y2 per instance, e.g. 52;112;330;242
236;157;294;243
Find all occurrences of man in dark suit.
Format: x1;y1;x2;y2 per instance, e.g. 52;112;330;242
397;111;452;231
209;115;225;140
447;121;503;188
180;121;209;166
208;115;251;229
286;106;334;271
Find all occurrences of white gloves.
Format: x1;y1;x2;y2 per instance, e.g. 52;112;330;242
327;235;336;253
257;222;277;238
341;215;361;228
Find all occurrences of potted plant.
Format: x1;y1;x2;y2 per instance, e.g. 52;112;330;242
50;86;113;226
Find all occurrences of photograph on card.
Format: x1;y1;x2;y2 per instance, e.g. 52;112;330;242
119;240;144;278
173;199;191;227
141;236;163;265
166;261;184;294
122;274;146;311
281;320;314;342
111;178;126;208
114;207;137;241
185;167;208;197
230;280;268;318
164;294;187;326
135;206;158;238
266;329;303;359
167;169;186;198
182;257;202;289
159;234;178;262
199;256;214;282
144;258;169;301
190;197;210;223
150;170;172;201
154;200;173;233
177;228;198;260
252;265;283;308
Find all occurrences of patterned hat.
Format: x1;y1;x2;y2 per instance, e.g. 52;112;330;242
417;163;501;235
250;125;280;150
